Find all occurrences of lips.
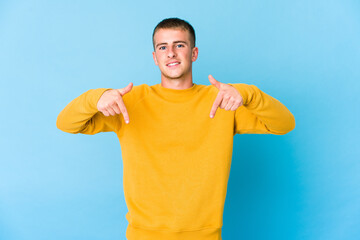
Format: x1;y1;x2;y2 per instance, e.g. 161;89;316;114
166;61;180;67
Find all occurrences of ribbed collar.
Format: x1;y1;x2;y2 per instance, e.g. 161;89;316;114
151;83;199;102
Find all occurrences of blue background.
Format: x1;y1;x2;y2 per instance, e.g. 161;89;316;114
1;0;359;239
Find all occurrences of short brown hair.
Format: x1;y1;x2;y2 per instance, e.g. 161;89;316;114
152;17;196;50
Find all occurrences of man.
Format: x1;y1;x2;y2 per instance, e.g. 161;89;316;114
57;18;295;240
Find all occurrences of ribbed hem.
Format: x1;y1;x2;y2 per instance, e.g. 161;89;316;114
126;224;222;240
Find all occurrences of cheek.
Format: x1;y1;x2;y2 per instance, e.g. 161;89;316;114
157;54;166;64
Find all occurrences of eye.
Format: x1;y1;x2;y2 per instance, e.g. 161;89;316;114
176;44;184;48
159;46;166;50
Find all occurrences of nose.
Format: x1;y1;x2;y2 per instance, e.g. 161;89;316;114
167;47;176;58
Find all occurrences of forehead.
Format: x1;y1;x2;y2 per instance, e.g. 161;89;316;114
153;28;191;44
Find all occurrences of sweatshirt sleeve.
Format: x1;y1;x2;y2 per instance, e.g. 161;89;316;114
228;83;295;135
56;88;121;135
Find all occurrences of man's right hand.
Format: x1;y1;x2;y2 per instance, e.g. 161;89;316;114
97;82;133;124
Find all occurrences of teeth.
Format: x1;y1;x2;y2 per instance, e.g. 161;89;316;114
168;62;179;66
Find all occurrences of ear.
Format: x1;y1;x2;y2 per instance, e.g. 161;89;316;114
152;51;158;66
191;47;199;62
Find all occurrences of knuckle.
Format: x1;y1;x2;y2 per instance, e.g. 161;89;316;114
114;94;122;101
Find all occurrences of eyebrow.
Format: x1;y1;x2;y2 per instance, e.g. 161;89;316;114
155;41;188;49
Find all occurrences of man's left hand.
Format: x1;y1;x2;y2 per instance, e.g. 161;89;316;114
209;74;243;118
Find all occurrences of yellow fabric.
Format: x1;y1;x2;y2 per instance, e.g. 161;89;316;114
56;83;295;240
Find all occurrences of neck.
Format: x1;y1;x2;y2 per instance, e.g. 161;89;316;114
160;73;193;90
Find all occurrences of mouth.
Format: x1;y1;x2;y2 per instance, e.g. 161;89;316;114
166;62;181;67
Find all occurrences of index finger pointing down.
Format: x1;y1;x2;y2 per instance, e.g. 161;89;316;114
210;93;223;118
116;97;130;124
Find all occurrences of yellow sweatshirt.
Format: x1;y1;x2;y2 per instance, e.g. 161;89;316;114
56;83;295;240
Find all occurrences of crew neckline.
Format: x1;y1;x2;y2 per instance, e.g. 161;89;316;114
152;83;199;102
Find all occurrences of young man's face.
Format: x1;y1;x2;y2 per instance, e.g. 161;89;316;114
152;28;198;81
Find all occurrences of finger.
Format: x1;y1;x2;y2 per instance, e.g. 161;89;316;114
101;109;110;117
111;102;121;115
119;82;133;96
106;107;116;116
230;105;238;111
210;93;223;118
208;75;221;89
230;99;243;111
116;97;130;124
220;95;230;109
224;99;235;111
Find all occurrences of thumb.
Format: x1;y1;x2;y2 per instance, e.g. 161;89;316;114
119;82;133;96
208;74;221;89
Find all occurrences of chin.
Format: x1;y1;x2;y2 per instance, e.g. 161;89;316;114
162;72;184;80
164;75;183;80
